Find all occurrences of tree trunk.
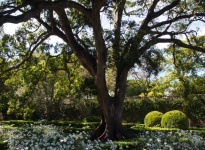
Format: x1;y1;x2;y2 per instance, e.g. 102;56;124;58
91;68;136;140
91;95;136;140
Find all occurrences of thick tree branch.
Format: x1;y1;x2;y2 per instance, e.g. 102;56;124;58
35;16;68;43
153;0;180;19
0;1;92;26
150;13;205;29
127;0;162;63
139;0;160;30
55;9;96;76
157;38;205;53
0;8;41;26
149;30;196;38
92;0;107;11
127;0;203;69
0;0;32;16
113;0;126;64
40;1;92;19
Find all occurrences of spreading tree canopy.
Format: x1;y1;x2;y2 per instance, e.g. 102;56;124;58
1;0;205;140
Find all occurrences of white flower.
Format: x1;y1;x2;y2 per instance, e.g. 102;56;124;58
157;138;161;143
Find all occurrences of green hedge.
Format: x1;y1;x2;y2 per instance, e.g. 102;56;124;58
123;96;184;123
83;116;101;122
3;95;205;127
161;110;189;130
0;141;8;150
144;111;163;127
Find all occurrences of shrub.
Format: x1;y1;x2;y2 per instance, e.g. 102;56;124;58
161;110;189;130
0;141;7;150
137;98;155;123
144;111;163;127
185;96;205;121
83;116;101;122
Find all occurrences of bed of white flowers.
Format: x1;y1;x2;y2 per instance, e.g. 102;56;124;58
0;123;205;150
0;124;127;150
139;130;205;150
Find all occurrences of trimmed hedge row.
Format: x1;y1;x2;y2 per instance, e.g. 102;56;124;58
123;95;205;125
2;95;204;127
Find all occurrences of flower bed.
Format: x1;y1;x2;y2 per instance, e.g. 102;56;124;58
0;123;204;150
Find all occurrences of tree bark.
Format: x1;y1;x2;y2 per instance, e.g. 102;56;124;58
91;67;136;140
55;1;136;140
91;96;136;140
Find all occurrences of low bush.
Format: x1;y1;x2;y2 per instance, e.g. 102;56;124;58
0;120;34;127
144;111;163;127
185;96;205;122
161;110;189;130
83;116;101;122
0;141;7;150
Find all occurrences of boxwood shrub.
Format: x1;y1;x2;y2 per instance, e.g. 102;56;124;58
161;110;189;130
144;111;163;127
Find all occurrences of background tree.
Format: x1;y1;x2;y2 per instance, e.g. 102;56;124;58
1;0;205;140
1;29;84;120
126;79;142;97
0;75;13;120
164;37;205;97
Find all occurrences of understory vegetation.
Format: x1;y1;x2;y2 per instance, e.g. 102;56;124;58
1;95;205;127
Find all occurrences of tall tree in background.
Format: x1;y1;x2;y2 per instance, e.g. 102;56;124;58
4;49;83;120
1;0;205;140
165;36;205;98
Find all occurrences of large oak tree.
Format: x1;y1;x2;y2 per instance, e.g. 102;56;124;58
1;0;205;140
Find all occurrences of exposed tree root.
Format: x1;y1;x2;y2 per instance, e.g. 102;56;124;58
90;116;106;140
91;118;136;141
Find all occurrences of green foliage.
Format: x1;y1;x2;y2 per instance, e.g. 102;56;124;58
144;111;163;127
124;95;202;126
0;141;8;150
152;98;167;113
83;116;101;123
1;40;85;120
161;110;189;130
139;99;155;121
0;77;12;119
185;95;205;121
123;98;155;123
139;49;164;76
80;76;97;96
164;43;205;97
126;79;145;97
0;120;34;127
